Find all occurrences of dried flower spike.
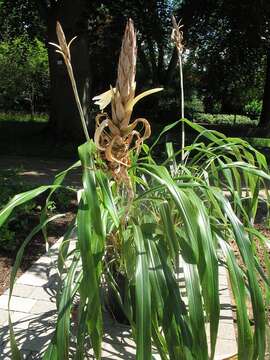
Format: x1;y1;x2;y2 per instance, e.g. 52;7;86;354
171;15;184;55
93;19;163;187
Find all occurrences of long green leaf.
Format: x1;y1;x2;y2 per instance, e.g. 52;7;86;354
219;238;253;359
214;190;265;359
0;185;56;227
134;224;152;360
182;261;208;359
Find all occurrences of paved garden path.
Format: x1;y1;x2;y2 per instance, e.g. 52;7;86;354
0;236;237;359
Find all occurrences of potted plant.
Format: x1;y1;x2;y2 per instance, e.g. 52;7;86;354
1;18;270;360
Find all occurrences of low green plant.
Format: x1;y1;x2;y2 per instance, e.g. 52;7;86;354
0;169;72;251
245;99;262;119
0;225;16;251
1;20;270;360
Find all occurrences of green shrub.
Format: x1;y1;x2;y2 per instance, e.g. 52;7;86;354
185;95;204;116
2;121;270;359
244;99;262;119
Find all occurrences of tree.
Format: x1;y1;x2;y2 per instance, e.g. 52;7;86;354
179;0;270;125
0;0;45;40
0;0;183;135
94;1;179;87
0;36;49;114
0;0;93;141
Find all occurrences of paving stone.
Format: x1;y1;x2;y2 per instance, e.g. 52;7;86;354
214;338;238;359
0;329;54;355
30;300;56;315
0;295;36;313
0;322;9;346
7;312;41;330
19;329;54;353
25;351;43;360
0;310;8;326
217;323;236;341
4;284;36;298
29;286;56;301
34;253;57;268
16;272;48;287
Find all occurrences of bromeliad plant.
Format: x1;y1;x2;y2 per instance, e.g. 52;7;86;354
1;19;270;360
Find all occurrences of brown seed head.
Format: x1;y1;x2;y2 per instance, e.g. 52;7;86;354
171;16;184;54
56;22;71;62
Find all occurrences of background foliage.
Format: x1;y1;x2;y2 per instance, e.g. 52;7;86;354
0;0;269;134
0;36;49;114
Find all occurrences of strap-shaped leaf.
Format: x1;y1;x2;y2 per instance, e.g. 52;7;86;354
219;238;253;358
134;224;152;360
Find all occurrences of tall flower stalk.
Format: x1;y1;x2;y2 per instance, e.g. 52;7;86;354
171;15;185;161
50;22;90;142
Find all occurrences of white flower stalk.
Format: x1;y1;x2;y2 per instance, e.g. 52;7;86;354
50;22;90;142
171;15;185;162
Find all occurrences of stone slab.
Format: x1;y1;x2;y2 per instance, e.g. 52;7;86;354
0;295;36;313
4;284;35;298
30;299;56;315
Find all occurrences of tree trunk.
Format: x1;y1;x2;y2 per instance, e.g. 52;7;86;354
45;0;92;142
164;48;178;86
259;49;270;128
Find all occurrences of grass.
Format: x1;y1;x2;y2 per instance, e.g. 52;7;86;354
193;112;258;126
0;112;48;123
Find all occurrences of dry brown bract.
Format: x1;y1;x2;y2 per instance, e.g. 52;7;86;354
93;19;162;187
171;15;184;55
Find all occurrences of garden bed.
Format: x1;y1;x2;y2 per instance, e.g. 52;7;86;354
0;211;75;296
0;167;77;295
